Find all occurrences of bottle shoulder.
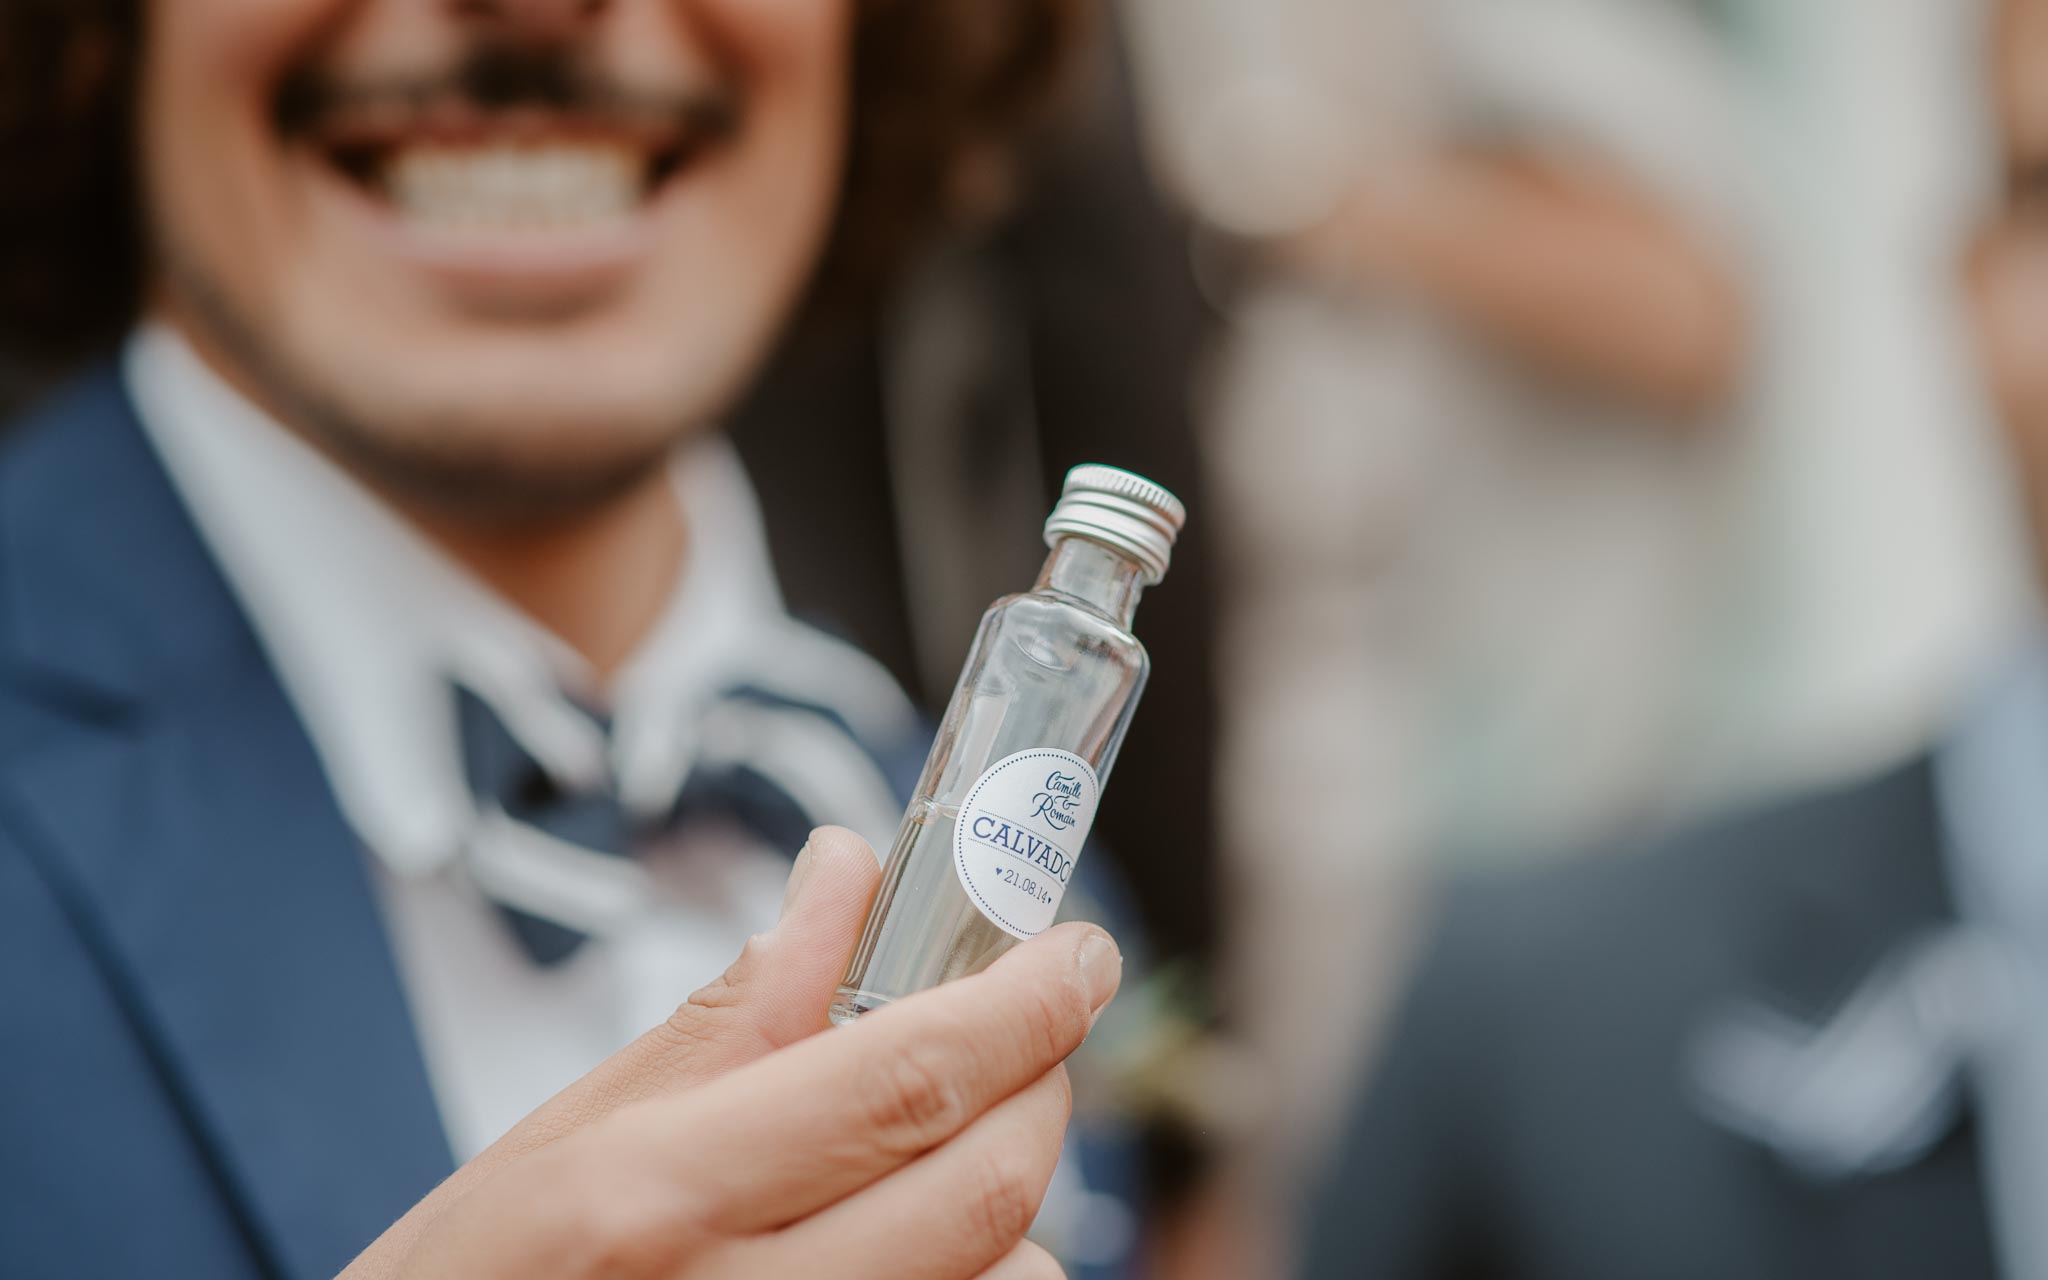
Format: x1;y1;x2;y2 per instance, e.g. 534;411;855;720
981;589;1150;671
990;588;1145;641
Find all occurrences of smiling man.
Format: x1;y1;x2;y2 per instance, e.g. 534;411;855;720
0;3;1117;1278
148;2;842;528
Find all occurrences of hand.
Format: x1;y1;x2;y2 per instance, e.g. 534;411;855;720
340;826;1121;1280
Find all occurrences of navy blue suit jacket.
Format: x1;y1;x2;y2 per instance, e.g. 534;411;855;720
0;367;1041;1278
0;369;460;1277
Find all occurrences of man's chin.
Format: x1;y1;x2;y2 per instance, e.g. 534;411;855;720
299;402;689;525
161;264;710;523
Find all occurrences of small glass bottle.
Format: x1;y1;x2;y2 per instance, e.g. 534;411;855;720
829;465;1185;1024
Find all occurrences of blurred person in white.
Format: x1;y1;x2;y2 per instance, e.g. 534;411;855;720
1301;1;2048;1274
1122;3;1752;1268
1123;4;2040;1271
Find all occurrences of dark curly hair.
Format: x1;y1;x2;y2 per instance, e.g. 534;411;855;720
0;0;1090;380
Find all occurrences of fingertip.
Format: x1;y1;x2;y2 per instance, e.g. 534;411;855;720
974;1239;1067;1280
989;922;1123;1022
1073;927;1121;1014
775;837;818;921
784;827;880;926
998;921;1117;969
1023;919;1106;946
805;825;883;879
754;828;885;1035
776;826;879;920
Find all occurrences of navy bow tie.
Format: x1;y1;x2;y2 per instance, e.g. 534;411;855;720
453;685;817;965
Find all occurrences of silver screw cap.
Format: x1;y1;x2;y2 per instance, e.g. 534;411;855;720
1042;464;1186;585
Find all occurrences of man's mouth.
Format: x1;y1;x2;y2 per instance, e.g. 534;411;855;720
366;139;653;229
289;70;740;234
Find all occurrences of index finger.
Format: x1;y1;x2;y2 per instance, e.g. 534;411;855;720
652;920;1120;1233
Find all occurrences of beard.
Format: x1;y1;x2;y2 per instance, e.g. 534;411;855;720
160;244;685;526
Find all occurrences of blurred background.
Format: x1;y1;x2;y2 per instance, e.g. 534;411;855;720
729;0;2040;1272
4;0;2039;1275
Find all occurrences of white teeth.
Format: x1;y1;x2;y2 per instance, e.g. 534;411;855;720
383;143;643;229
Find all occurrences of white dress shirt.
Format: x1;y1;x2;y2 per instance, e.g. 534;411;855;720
1938;636;2048;1280
122;323;912;1159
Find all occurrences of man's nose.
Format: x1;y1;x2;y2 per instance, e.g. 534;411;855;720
447;0;612;43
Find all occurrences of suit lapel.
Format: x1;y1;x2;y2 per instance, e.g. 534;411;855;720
0;369;453;1279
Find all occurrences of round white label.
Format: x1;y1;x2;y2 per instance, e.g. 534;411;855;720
952;749;1099;940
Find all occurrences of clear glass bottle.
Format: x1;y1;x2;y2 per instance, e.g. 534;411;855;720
829;466;1185;1024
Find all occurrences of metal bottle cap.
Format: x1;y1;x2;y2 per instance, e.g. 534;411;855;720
1042;464;1186;585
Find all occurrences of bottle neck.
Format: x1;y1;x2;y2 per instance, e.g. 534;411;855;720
1035;535;1147;628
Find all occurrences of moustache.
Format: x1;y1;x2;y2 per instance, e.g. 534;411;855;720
274;42;742;147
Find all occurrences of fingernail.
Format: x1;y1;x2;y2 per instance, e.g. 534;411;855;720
1077;931;1122;1014
777;838;816;922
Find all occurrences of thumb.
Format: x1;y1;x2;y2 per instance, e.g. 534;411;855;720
344;828;884;1263
472;827;883;1164
675;823;885;1049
